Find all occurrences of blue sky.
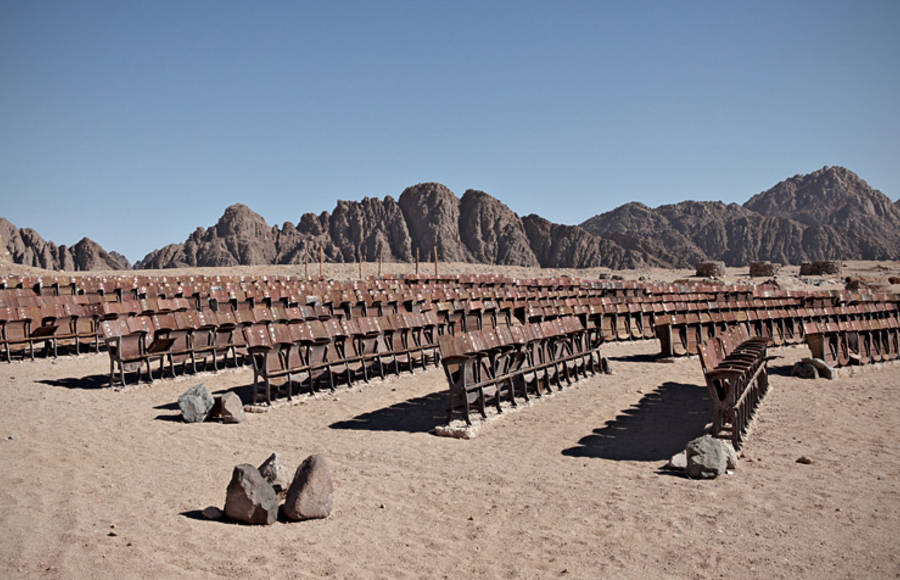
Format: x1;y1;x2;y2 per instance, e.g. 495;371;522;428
2;1;898;262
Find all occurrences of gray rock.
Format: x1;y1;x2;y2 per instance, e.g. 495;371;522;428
220;392;246;424
666;451;687;470
201;506;223;520
804;358;836;380
685;435;728;479
224;464;278;525
283;455;333;520
723;441;739;470
258;453;291;496
791;361;819;379
178;384;215;423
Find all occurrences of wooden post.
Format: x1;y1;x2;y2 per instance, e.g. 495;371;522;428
415;248;419;275
319;247;323;279
357;245;362;280
433;245;438;278
378;248;383;277
304;251;308;280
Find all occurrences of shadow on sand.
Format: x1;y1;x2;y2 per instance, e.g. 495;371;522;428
329;391;447;434
562;381;710;461
38;373;111;390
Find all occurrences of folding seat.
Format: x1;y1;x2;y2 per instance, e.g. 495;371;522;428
1;307;33;362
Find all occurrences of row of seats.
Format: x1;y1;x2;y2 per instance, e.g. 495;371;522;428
804;318;900;367
655;304;899;357
438;317;601;425
100;309;446;403
697;326;770;450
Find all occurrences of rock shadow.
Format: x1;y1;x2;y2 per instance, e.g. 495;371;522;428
562;381;710;461
329;391;447;433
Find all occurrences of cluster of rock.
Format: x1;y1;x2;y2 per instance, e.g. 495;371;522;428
178;384;245;424
217;453;333;525
667;434;738;479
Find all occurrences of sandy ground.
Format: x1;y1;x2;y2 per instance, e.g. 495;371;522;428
1;334;899;578
1;260;899;578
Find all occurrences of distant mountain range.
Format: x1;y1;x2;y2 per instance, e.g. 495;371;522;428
2;166;898;272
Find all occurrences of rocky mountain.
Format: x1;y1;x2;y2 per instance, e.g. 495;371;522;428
581;166;900;267
136;184;654;269
5;165;897;272
0;218;130;271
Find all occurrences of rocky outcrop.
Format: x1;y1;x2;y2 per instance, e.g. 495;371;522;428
458;190;539;266
398;182;471;262
581;167;900;266
0;218;130;271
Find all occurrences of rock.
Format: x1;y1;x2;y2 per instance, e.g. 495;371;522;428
796;456;813;465
178;384;215;423
201;506;223;520
791;361;819;379
258;453;291;495
800;261;841;276
685;435;728;479
749;261;781;277
723;442;739;470
219;392;246;424
804;358;836;380
283;455;333;520
666;451;687;470
224;464;278;525
695;261;726;278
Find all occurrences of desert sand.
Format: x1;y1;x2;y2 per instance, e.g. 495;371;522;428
1;262;899;578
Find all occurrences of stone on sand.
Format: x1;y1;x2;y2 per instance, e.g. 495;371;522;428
224;464;279;525
283;455;333;521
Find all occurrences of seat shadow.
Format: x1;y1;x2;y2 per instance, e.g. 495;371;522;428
609;351;671;364
37;374;111;390
329;391;447;434
562;381;711;461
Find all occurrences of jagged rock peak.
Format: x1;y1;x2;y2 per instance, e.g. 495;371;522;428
0;218;130;271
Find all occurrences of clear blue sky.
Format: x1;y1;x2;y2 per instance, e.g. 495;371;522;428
2;1;898;263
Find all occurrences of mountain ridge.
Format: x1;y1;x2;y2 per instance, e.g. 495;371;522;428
3;166;898;272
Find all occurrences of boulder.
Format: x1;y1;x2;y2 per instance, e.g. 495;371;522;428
258;453;291;496
220;392;246;424
695;261;726;278
685;435;728;479
791;361;819;379
283;455;333;520
804;357;836;380
178;384;215;423
224;464;278;525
